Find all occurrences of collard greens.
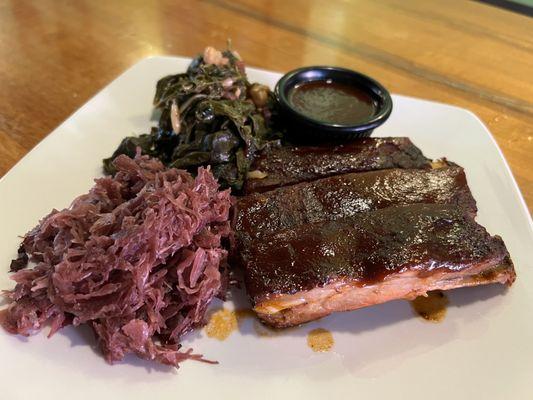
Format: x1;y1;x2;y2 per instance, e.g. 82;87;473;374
103;47;280;191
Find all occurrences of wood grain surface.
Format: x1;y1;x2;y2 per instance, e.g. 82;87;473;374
0;0;532;213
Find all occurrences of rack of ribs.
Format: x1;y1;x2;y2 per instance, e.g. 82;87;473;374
234;166;477;248
241;204;515;328
244;137;431;194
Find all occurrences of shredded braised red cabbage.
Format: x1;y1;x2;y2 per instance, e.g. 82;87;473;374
1;153;232;367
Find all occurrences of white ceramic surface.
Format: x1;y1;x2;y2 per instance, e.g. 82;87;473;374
1;57;532;400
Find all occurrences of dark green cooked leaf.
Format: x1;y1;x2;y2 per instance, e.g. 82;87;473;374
104;46;282;191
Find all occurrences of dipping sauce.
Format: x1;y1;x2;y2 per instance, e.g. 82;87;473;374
307;328;334;352
410;291;449;322
288;80;377;125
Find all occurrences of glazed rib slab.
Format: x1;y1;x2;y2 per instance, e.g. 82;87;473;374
241;204;515;328
235;166;476;247
244;137;431;194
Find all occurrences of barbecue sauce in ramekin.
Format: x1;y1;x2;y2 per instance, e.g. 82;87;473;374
275;66;392;140
288;80;377;125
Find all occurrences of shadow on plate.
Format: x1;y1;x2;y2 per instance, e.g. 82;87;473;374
202;282;510;378
0;281;509;380
231;281;508;337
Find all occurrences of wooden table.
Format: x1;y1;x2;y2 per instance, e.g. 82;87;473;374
1;0;532;212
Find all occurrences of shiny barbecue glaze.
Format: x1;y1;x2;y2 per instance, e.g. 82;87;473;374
288;80;377;125
235;166;477;248
243;204;514;302
244;137;430;194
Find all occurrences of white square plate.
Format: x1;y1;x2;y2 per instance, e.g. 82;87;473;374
1;57;532;400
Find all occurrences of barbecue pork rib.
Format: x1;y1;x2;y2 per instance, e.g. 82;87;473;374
241;204;515;328
244;137;431;194
235;166;477;247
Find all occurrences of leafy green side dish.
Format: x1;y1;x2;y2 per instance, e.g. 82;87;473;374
103;46;281;191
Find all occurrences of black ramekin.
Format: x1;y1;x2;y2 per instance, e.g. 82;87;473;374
274;66;393;142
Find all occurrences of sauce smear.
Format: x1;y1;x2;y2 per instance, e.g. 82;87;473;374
307;328;334;352
205;309;238;340
411;291;449;322
289;80;377;125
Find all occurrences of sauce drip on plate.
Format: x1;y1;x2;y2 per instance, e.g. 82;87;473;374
307;328;334;352
411;291;449;322
288;80;377;125
205;309;239;340
205;309;258;340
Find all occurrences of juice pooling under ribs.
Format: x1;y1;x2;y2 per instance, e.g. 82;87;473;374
242;204;515;328
235;166;476;245
244;137;431;193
